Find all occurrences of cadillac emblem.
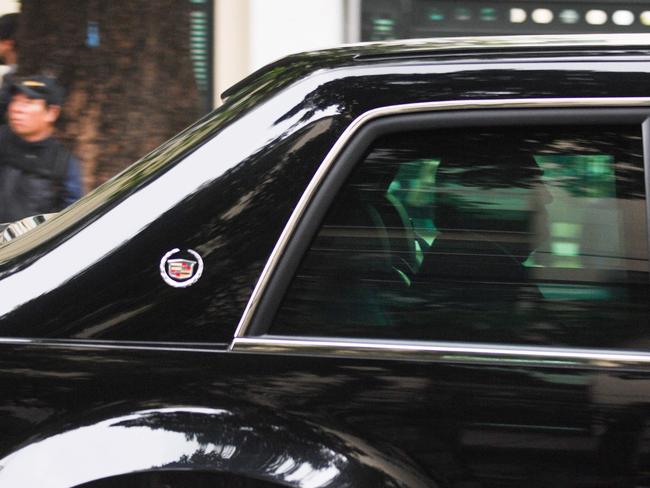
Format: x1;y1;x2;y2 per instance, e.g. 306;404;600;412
160;248;204;288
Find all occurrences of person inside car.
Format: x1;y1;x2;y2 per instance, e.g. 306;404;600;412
412;136;552;343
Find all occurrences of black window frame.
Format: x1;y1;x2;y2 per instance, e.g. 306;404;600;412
246;107;650;338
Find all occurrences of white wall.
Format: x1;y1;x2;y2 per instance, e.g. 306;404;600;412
215;0;353;105
214;0;251;104
249;0;345;71
0;0;18;15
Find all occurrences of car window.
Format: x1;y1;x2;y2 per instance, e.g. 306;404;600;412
271;124;650;349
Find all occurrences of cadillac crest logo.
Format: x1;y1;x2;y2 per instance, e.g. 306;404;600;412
160;248;204;288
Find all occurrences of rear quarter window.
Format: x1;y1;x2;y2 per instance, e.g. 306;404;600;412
272;124;649;349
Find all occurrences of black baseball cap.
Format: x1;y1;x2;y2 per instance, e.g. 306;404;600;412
0;13;18;41
10;75;64;105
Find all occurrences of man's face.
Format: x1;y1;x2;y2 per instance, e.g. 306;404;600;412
0;39;14;63
7;92;59;142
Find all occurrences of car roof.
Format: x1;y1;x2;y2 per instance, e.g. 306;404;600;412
221;33;650;101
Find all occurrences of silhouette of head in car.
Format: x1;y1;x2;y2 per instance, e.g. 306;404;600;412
421;135;552;283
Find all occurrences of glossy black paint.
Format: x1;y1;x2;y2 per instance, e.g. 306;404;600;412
1;36;650;487
0;344;436;487
3;343;650;487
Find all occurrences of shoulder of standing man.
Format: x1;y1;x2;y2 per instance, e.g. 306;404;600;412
56;145;83;207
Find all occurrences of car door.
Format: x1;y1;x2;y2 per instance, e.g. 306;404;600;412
233;100;650;487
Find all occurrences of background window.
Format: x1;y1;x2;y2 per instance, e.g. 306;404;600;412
272;125;649;349
361;0;650;39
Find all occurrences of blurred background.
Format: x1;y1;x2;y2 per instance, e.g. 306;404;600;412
0;0;649;191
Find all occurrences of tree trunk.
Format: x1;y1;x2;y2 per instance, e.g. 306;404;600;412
16;0;202;191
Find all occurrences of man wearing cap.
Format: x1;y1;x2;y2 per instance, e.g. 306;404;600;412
0;75;82;223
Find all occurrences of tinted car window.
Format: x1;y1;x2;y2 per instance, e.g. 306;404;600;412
273;125;649;348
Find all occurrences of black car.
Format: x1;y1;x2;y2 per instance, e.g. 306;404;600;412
1;34;650;488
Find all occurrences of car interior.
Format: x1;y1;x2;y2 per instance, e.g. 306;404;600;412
273;125;649;348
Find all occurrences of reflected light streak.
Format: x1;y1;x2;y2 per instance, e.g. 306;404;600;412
303;465;341;488
0;425;201;488
0;408;236;488
283;460;341;488
272;457;297;475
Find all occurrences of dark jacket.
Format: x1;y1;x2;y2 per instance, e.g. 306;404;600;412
0;125;82;223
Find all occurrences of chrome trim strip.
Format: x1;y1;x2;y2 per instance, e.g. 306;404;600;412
643;119;650;268
233;96;650;346
0;337;32;344
345;33;650;52
0;337;228;353
232;337;650;368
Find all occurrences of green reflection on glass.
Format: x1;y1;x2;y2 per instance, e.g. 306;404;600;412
538;284;613;300
535;154;615;198
552;241;579;257
388;158;440;245
552;222;580;239
430;8;445;21
531;154;617;275
480;7;497;21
